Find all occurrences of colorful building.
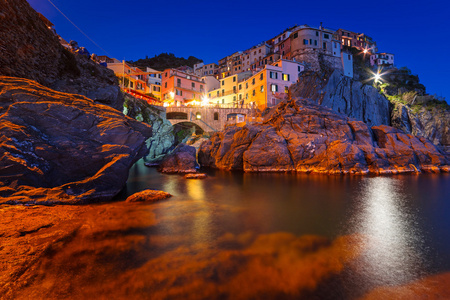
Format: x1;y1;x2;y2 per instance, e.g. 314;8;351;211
208;59;305;110
106;60;150;94
370;53;395;67
161;69;219;106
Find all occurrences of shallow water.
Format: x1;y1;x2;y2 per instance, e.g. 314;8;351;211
123;160;450;297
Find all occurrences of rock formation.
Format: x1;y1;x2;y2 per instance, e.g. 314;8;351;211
124;95;175;161
159;144;198;173
391;102;450;151
125;190;172;202
290;70;391;127
0;0;123;110
0;76;152;204
199;98;449;174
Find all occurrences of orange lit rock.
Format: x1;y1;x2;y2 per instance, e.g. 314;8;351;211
199;99;449;174
125;189;172;202
184;173;207;179
0;77;152;204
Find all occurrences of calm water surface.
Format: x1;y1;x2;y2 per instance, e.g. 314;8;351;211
123;160;450;297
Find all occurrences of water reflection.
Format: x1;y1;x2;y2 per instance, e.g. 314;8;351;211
350;177;426;287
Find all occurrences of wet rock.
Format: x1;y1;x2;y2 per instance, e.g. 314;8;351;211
199;98;449;174
0;77;152;204
184;173;207;179
126;189;172;202
159;144;198;173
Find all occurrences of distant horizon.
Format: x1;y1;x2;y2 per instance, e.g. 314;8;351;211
28;0;450;100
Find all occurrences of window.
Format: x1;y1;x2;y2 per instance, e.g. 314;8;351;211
222;99;225;104
165;72;167;77
239;84;242;90
348;54;351;60
222;80;225;86
260;85;264;92
310;39;313;45
233;95;236;101
252;78;255;85
270;72;278;79
239;94;242;100
298;66;302;72
323;42;327;49
246;93;248;99
246;82;248;89
177;78;181;87
233;86;236;92
282;74;290;81
233;76;236;82
285;86;289;93
303;39;308;45
293;32;298;38
222;89;225;96
316;31;319;36
324;34;329;39
129;81;133;88
192;82;195;88
271;84;278;92
214;112;219;120
252;89;256;96
217;91;219;96
164;82;167;88
260;73;263;80
315;40;317;46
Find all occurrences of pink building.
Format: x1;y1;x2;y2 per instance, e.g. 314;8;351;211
370;53;395;67
161;69;206;106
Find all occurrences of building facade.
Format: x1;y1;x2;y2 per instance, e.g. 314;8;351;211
370;53;395;67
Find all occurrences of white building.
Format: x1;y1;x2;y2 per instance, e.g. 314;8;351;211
341;52;353;78
370;53;395;67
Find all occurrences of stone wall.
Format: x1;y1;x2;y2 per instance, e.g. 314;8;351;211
292;49;343;72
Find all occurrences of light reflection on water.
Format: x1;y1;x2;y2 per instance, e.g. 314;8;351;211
349;177;426;288
121;161;450;297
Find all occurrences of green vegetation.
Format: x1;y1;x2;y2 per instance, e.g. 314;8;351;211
128;53;203;71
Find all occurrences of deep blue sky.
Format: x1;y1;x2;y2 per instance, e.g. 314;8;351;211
29;0;449;99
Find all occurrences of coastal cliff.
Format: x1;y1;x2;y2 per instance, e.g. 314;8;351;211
199;98;449;174
290;70;391;127
0;0;123;110
0;77;152;204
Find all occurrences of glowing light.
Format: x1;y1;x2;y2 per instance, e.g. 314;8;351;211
201;96;209;106
374;73;381;81
169;91;174;98
363;49;368;54
163;102;169;107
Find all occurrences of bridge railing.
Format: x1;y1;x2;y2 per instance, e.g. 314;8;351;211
165;103;254;109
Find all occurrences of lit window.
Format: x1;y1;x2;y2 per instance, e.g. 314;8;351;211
271;84;278;92
260;85;264;92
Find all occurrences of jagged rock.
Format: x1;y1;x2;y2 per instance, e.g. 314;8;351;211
124;95;175;162
184;173;207;179
125;189;172;202
391;102;449;150
290;70;391;127
199;98;449;174
0;77;152;204
0;0;123;110
159;144;198;173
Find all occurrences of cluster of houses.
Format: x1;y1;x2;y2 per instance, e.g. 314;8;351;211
96;23;395;110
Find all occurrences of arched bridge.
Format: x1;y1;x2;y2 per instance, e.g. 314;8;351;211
165;106;253;133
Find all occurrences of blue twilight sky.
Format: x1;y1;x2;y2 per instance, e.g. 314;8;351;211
28;0;449;100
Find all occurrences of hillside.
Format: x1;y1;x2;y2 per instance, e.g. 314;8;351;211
128;53;203;71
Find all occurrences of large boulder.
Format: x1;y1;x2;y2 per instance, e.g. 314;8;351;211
0;0;123;110
199;99;449;175
159;144;198;173
0;76;152;204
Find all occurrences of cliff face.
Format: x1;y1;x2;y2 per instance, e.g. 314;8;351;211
391;102;450;151
199;98;449;174
0;77;152;204
123;95;175;161
0;0;123;110
290;70;390;127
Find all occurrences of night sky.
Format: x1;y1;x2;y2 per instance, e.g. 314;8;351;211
28;0;449;100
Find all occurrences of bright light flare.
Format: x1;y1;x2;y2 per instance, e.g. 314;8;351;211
201;96;209;106
169;91;174;98
374;73;381;81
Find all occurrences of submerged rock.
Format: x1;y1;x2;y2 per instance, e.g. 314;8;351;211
159;143;198;173
0;76;152;204
199;98;449;174
126;190;172;202
184;173;207;179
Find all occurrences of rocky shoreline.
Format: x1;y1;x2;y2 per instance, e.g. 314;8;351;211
199;98;449;175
